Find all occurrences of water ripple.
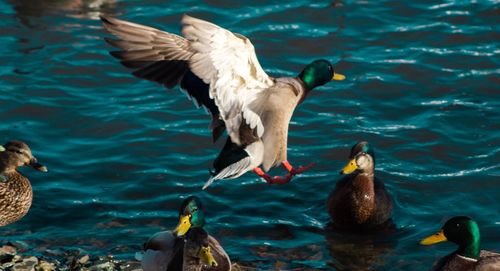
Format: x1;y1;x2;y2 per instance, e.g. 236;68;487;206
0;0;498;270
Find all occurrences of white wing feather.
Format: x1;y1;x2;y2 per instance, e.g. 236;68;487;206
181;15;274;145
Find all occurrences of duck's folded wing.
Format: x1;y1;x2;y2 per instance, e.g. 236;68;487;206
181;14;274;145
101;16;225;142
207;235;232;271
141;231;178;271
478;250;500;270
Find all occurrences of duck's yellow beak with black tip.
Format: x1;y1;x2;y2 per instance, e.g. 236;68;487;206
332;72;345;81
340;159;357;174
0;145;4;152
173;214;192;237
200;245;218;267
420;230;447;245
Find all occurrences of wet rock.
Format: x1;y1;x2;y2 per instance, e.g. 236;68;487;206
0;243;142;271
0;244;17;263
118;260;142;271
89;261;115;271
36;260;55;271
2;261;16;270
0;245;16;254
78;255;90;264
13;256;39;271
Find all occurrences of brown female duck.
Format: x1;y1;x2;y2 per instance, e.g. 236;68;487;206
327;141;393;231
0;140;47;227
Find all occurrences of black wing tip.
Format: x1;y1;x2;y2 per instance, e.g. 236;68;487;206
109;50;126;60
104;37;119;47
100;15;114;24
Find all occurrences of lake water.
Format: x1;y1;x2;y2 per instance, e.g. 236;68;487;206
0;0;498;270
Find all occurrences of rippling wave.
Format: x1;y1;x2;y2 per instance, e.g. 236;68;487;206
0;0;498;270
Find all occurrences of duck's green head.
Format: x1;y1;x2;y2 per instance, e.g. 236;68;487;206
298;59;345;90
174;196;206;237
340;141;375;174
420;216;481;259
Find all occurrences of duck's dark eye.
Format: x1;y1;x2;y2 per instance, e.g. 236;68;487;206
15;150;23;154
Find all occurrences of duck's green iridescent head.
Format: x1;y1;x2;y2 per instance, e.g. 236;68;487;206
340;141;375;174
174;196;206;237
298;59;344;90
420;216;481;259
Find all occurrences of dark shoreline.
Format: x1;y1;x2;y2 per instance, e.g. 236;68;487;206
0;243;256;271
1;242;141;271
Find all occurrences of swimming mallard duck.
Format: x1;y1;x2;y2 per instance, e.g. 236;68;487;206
0;140;48;227
141;196;231;271
327;141;393;231
420;216;500;271
101;15;345;189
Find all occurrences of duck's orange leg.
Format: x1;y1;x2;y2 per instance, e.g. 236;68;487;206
253;161;315;185
282;160;315;175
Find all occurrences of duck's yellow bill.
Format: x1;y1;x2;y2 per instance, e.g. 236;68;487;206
200;245;218;267
341;159;357;174
420;230;447;245
332;73;345;81
173;214;192;237
0;146;4;152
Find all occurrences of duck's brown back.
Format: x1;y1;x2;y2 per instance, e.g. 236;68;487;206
0;171;33;226
476;250;500;271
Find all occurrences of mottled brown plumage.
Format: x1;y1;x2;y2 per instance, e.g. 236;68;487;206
0;140;47;227
433;251;500;271
327;142;393;231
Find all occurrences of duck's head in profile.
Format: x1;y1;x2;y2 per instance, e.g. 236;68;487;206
0;140;48;172
420;216;481;259
340;141;375;175
299;59;345;90
174;196;206;237
184;227;218;267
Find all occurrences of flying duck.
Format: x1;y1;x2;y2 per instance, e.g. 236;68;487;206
101;15;345;189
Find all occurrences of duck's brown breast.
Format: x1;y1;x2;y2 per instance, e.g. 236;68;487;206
327;174;377;227
259;79;303;171
0;171;33;227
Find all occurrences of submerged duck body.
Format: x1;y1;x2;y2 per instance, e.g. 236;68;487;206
101;15;345;189
0;140;47;227
141;196;231;271
327;141;393;231
420;216;500;271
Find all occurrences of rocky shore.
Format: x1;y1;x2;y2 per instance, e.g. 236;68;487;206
0;243;254;271
0;243;141;271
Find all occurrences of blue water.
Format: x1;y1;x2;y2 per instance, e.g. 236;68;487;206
1;0;499;270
